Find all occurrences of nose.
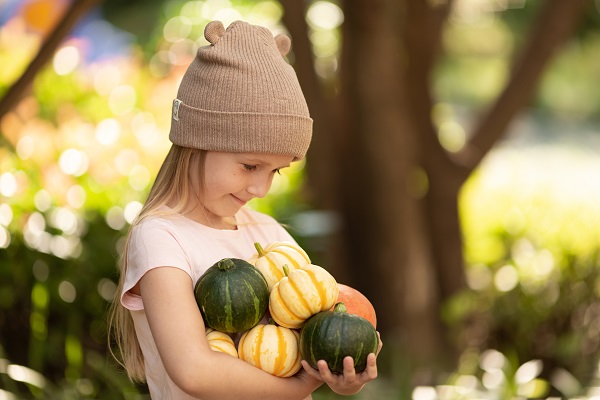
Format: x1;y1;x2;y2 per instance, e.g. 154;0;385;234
247;174;273;199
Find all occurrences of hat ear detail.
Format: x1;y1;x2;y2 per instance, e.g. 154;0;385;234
275;34;291;57
205;20;225;45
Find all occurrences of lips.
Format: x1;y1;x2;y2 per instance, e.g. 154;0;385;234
231;194;249;205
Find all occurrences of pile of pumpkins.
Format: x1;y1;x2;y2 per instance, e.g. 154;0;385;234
194;241;379;377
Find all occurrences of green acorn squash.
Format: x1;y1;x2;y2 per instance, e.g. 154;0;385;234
194;258;269;333
299;302;378;374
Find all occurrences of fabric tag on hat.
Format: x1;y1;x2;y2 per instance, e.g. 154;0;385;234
172;99;182;121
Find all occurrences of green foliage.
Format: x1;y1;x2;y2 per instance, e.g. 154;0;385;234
0;211;148;398
441;146;600;398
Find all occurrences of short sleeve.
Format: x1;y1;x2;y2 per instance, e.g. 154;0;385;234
121;219;192;310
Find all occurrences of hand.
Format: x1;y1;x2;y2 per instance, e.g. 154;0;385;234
300;355;377;395
300;332;382;396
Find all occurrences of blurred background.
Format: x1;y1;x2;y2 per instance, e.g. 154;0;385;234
1;0;600;398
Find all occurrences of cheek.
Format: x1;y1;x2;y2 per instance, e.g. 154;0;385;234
205;172;243;196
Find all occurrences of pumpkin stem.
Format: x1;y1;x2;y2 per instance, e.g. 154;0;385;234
282;264;290;276
333;302;347;313
254;242;267;257
268;318;276;325
218;258;235;271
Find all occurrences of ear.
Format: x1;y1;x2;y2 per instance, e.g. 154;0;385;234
274;34;291;57
205;21;225;45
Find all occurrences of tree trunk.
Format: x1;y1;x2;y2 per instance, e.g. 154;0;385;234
403;0;469;305
280;0;339;210
336;0;446;375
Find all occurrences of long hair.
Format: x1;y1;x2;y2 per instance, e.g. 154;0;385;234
107;145;206;381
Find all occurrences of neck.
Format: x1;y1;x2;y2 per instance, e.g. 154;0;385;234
184;207;237;230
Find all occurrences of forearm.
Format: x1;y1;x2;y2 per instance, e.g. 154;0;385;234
174;350;322;400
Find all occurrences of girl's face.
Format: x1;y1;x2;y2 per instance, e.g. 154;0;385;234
193;151;293;228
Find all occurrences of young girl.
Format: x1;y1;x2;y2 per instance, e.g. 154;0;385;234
109;20;381;399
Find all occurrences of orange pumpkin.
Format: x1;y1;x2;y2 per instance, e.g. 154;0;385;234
331;284;377;328
238;322;302;377
205;328;238;357
269;264;338;329
247;242;311;291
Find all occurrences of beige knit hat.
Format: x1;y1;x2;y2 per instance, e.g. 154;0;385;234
169;20;313;160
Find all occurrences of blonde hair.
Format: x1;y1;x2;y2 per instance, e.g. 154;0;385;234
107;145;207;381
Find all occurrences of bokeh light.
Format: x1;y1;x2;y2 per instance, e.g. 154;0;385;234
52;45;80;75
95;118;121;145
33;190;52;212
92;63;122;95
515;359;543;384
16;135;35;159
66;185;86;209
0;226;10;248
105;206;126;231
0;203;13;226
412;386;437;400
438;120;467;152
0;172;17;197
163;16;193;42
59;149;89;176
306;1;344;30
494;264;519;292
124;201;143;224
97;278;117;302
58;281;77;303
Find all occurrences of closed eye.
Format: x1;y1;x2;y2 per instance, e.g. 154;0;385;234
243;164;257;171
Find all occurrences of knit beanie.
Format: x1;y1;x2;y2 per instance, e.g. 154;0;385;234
169;20;313;160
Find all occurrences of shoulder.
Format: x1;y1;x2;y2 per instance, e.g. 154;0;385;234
131;214;177;237
128;213;196;249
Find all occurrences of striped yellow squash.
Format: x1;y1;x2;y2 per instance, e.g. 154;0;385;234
205;328;238;358
238;322;301;377
269;264;338;329
247;242;311;291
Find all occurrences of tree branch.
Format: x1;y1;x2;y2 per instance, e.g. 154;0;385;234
457;0;590;173
405;0;454;80
403;0;458;173
0;0;100;122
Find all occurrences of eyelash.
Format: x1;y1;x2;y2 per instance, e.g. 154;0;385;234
243;164;281;175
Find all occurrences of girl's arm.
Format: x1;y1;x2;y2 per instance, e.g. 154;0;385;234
139;266;323;400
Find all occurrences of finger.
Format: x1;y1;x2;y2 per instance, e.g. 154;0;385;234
317;360;335;382
376;331;383;355
362;353;378;381
301;360;323;380
342;356;357;382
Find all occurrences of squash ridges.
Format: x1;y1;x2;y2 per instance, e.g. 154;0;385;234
195;258;269;333
299;308;378;374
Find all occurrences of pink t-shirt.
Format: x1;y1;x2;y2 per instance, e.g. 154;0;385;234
121;207;296;399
